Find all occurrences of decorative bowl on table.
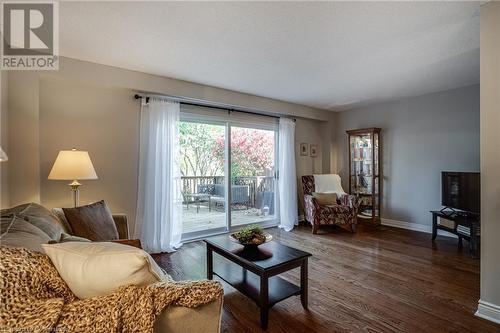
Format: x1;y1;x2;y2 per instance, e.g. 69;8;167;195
230;225;273;248
230;225;273;260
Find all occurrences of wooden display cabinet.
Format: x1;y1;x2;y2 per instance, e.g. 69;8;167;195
346;128;381;226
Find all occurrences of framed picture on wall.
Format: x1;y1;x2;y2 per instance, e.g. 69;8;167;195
310;144;318;157
300;143;308;156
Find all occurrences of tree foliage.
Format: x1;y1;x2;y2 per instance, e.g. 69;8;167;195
179;122;224;176
180;122;274;177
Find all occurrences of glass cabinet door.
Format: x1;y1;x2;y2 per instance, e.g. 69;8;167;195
349;134;372;195
347;128;381;225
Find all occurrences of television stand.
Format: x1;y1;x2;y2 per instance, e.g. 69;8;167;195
430;210;480;258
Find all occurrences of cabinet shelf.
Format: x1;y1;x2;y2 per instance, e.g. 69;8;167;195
347;128;381;226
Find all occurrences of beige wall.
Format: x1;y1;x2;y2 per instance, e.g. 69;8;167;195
7;71;41;205
0;70;9;208
295;118;331;215
478;1;500;322
6;57;334;232
46;58;332;121
39;77;140;226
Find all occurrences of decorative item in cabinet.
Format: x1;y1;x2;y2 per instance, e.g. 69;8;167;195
346;128;381;226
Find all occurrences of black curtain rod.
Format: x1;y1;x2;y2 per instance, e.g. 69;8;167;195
134;94;295;122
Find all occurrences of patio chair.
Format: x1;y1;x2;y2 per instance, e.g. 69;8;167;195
181;191;194;210
197;184;250;210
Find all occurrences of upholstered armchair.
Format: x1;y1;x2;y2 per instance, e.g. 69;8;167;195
301;175;360;234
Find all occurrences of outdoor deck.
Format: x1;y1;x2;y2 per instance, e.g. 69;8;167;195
181;175;276;234
181;204;275;234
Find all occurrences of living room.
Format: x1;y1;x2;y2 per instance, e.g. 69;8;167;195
1;1;499;332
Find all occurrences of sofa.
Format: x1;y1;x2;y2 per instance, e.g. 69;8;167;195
0;203;223;333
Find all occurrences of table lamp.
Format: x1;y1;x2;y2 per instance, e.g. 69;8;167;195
48;148;98;207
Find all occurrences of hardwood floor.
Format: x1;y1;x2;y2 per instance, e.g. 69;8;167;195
152;225;500;333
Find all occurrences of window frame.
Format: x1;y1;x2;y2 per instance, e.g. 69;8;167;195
180;106;280;241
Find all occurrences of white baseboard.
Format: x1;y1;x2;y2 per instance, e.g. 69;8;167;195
476;299;500;324
381;218;457;238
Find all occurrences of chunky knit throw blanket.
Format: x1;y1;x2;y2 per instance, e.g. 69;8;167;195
0;246;223;333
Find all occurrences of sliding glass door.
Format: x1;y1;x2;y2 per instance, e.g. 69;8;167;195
230;126;277;227
180;111;279;240
180;120;227;237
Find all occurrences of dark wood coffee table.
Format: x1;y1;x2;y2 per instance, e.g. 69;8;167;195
204;235;312;329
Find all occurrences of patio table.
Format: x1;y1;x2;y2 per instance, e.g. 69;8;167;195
185;193;211;213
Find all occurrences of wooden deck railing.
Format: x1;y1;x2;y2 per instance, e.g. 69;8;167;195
181;175;275;207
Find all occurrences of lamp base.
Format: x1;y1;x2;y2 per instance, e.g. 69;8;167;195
68;180;81;207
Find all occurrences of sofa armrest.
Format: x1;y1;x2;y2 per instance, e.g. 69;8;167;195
153;294;223;333
111;238;141;249
112;214;129;239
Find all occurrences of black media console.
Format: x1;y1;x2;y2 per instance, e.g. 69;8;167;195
430;210;480;258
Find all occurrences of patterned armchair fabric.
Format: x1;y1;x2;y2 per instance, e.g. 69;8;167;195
302;175;359;233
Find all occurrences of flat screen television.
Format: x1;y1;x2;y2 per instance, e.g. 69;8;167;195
441;171;480;215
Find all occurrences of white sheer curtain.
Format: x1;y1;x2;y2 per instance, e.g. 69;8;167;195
278;118;298;231
135;97;183;253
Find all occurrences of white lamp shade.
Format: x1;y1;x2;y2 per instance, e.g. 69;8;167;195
48;150;98;180
0;147;7;162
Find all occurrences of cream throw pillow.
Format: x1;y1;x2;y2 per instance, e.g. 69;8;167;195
42;241;167;299
312;192;338;205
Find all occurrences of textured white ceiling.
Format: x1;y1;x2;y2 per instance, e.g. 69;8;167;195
59;1;479;111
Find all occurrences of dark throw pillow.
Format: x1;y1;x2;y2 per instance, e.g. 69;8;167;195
1;202;69;239
62;200;119;241
0;215;52;252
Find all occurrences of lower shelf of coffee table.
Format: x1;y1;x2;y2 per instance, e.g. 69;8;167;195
213;262;301;307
